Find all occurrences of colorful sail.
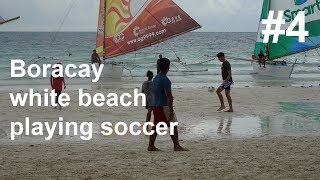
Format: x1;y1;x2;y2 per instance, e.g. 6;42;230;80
254;0;320;60
96;0;202;58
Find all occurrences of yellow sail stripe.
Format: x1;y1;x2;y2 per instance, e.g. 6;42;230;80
96;46;104;54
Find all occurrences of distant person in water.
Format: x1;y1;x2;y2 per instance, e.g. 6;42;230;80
91;50;101;66
258;50;266;68
265;50;270;60
51;61;67;110
148;58;188;151
142;70;154;124
216;52;234;112
157;54;163;74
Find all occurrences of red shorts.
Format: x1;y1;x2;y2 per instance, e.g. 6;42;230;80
152;106;177;126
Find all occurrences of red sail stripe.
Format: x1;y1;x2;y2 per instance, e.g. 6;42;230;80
104;0;202;58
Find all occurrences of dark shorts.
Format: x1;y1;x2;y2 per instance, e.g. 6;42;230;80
55;90;62;97
220;81;234;91
54;90;62;104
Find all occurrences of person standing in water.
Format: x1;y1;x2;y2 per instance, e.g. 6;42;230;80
216;52;234;112
148;58;188;151
91;50;101;66
50;61;67;110
157;54;163;74
258;50;266;68
142;70;154;123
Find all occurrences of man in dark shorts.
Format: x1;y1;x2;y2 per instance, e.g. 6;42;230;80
91;50;101;66
216;52;234;112
148;58;188;151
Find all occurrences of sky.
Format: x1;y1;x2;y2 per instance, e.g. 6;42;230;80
0;0;263;32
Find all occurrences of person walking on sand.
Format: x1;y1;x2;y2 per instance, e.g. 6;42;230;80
148;58;188;151
142;70;154;123
50;61;67;110
216;52;234;112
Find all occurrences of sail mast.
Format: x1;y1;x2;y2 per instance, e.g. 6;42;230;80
103;0;107;60
0;16;20;25
96;0;106;58
266;0;271;59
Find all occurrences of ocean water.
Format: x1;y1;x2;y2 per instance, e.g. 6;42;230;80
0;32;319;90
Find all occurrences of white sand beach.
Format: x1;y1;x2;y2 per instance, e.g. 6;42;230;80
0;86;320;179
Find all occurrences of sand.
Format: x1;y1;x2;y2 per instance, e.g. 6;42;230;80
0;86;320;179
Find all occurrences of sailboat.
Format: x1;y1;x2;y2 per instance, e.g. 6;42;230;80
0;16;20;25
252;0;320;78
95;0;202;79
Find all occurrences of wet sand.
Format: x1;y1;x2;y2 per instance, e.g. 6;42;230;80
0;86;320;179
1;137;320;179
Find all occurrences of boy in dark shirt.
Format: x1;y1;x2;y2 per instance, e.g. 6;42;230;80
216;52;234;112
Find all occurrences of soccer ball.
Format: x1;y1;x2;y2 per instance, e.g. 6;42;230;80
208;86;215;93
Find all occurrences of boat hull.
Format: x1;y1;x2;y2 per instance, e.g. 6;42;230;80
252;62;294;78
101;62;124;80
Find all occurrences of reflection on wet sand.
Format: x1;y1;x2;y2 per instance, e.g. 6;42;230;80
184;102;320;139
217;114;233;135
1;102;319;144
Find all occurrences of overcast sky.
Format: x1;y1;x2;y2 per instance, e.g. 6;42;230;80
0;0;263;32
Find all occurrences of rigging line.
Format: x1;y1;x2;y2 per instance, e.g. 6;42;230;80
29;1;77;62
32;0;76;61
48;0;76;50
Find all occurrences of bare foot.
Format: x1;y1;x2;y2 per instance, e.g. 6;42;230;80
148;147;160;151
225;109;234;113
217;106;226;111
174;146;189;151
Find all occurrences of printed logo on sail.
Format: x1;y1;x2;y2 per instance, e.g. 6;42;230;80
113;33;125;44
161;15;182;26
294;0;308;5
284;0;320;22
133;25;157;37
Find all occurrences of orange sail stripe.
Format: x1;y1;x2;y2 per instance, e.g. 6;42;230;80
96;0;105;57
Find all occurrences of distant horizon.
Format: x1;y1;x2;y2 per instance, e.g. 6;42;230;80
0;0;262;32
